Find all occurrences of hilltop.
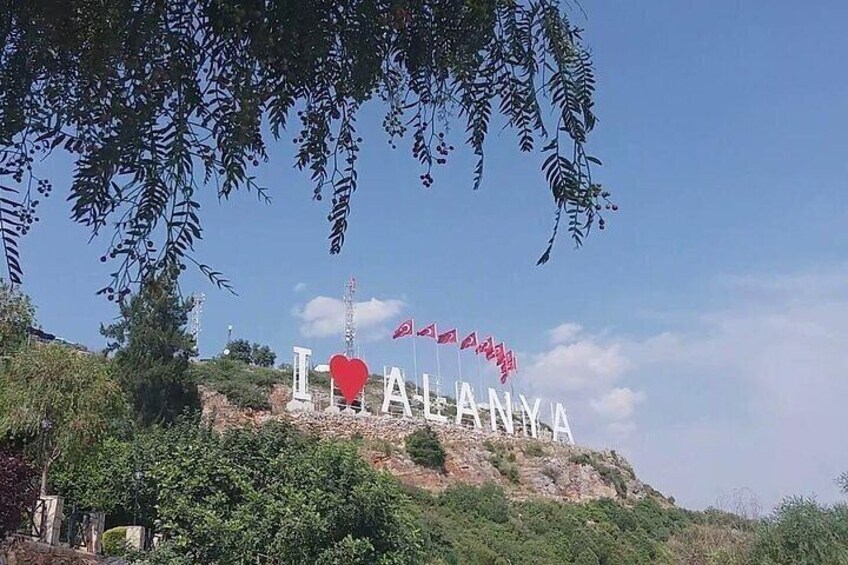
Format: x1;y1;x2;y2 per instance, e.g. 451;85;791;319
193;359;670;507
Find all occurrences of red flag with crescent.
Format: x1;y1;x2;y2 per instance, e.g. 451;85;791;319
392;319;414;339
505;350;516;371
437;329;458;344
460;332;478;350
495;343;507;366
476;336;494;355
417;323;437;339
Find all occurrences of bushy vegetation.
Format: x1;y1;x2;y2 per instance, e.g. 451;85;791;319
102;526;129;557
484;440;521;484
224;339;277;368
748;496;848;564
411;485;704;564
190;358;287;410
0;449;38;539
0;279;34;357
101;272;199;426
405;426;446;471
570;452;628;498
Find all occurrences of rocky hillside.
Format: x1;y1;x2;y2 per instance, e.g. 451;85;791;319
200;379;670;506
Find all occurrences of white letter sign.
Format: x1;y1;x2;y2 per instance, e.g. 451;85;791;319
519;395;540;438
488;388;514;434
422;373;448;423
551;402;575;445
455;381;481;429
381;367;412;417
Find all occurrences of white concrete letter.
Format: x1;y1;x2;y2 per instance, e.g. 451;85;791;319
519;395;541;438
286;347;315;412
422;373;447;423
455;381;482;429
381;366;412;417
552;402;575;445
292;346;312;401
488;388;514;434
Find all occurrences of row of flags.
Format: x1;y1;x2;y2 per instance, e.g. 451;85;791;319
392;319;517;383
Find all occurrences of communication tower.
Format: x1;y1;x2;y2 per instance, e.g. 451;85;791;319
189;293;205;353
344;277;356;358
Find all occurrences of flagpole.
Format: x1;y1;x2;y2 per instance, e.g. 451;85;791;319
456;345;462;383
411;319;419;396
435;338;441;384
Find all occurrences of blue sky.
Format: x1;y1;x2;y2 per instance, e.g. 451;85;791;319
11;0;848;510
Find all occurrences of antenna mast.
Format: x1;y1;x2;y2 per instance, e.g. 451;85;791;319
344;277;356;358
189;292;205;354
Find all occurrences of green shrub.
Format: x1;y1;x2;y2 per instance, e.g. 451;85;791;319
369;438;394;457
522;442;547;457
569;453;593;466
190;358;287;410
405;426;446;470
103;526;128;557
597;465;628;498
748;497;848;565
439;483;511;524
485;441;520;484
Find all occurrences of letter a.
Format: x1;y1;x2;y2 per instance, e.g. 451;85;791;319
455;382;481;429
551;402;575;445
381;367;412;417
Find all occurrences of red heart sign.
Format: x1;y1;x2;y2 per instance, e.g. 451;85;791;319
329;354;369;405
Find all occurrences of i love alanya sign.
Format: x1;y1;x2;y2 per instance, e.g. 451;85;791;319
284;347;575;445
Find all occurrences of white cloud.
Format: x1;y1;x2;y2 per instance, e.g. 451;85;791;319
521;324;643;442
293;282;307;293
591;387;645;420
549;322;583;344
295;296;404;340
612;267;848;510
524;338;631;393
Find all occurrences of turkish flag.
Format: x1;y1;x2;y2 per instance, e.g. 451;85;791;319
495;343;506;365
460;332;478;350
392;319;414;339
437;329;458;344
476;336;494;355
505;350;516;371
417;323;437;339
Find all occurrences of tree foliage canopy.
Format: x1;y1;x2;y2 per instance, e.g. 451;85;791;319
0;343;127;493
0;277;33;356
0;0;612;293
101;273;199;426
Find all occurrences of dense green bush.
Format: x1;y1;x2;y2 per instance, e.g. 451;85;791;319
413;483;694;564
148;421;422;563
747;496;848;565
405;426;446;470
522;442;547;457
484;440;520;483
102;526;128;557
190;358;287;410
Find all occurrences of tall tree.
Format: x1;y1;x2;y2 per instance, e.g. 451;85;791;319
0;0;613;292
101;274;199;426
0;278;33;356
225;338;253;364
0;343;126;495
251;343;276;367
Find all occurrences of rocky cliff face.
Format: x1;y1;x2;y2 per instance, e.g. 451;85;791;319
200;385;670;506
